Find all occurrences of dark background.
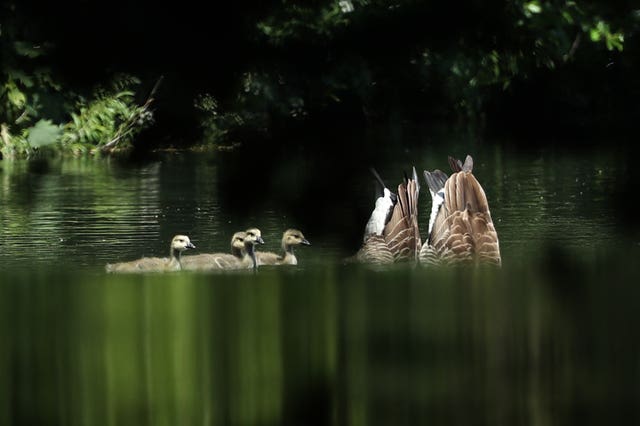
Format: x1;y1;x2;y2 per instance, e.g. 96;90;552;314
8;1;638;145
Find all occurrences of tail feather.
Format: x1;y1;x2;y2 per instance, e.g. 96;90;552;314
445;171;489;215
424;170;448;196
407;170;422;255
448;155;474;173
462;155;473;172
380;169;421;261
448;156;463;172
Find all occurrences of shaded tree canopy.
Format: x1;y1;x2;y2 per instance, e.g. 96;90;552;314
1;0;639;155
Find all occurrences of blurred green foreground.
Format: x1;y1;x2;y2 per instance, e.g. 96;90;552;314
1;255;639;426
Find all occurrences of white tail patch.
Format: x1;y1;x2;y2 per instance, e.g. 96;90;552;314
428;189;445;237
364;188;394;241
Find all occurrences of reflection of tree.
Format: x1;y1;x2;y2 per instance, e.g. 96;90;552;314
1;258;639;424
0;158;161;266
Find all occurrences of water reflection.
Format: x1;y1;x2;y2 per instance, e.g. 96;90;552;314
0;158;163;267
1;261;639;425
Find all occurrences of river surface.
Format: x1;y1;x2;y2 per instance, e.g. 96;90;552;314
1;139;638;425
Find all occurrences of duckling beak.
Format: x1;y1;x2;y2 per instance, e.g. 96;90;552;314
257;237;265;244
301;239;311;246
390;192;398;203
187;242;196;249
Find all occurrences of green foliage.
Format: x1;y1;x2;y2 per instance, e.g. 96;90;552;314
60;88;153;154
195;93;229;144
589;20;624;51
195;91;268;147
1;0;637;154
257;2;350;45
1;2;152;159
0;63;152;158
11;41;48;59
1;78;27;125
56;75;153;154
27;119;62;148
220;0;635;126
0;20;61;157
0;123;30;159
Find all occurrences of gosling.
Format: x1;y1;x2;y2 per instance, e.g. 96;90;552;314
182;228;265;271
181;231;247;271
256;229;310;265
105;235;196;273
243;228;265;270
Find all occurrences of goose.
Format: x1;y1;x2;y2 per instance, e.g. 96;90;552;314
354;168;421;264
182;229;265;271
420;155;501;266
256;229;311;265
105;235;196;273
181;231;247;271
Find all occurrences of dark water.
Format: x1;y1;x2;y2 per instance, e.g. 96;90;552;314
1;142;639;425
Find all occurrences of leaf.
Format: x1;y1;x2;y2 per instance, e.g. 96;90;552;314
27;119;62;147
561;11;574;24
524;1;542;15
7;87;26;108
13;41;45;58
7;69;35;88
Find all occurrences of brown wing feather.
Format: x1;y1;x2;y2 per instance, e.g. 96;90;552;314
444;210;474;263
407;177;422;254
382;177;421;261
357;235;395;264
446;172;489;216
472;215;501;266
422;167;501;266
383;189;411;260
355;170;421;264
